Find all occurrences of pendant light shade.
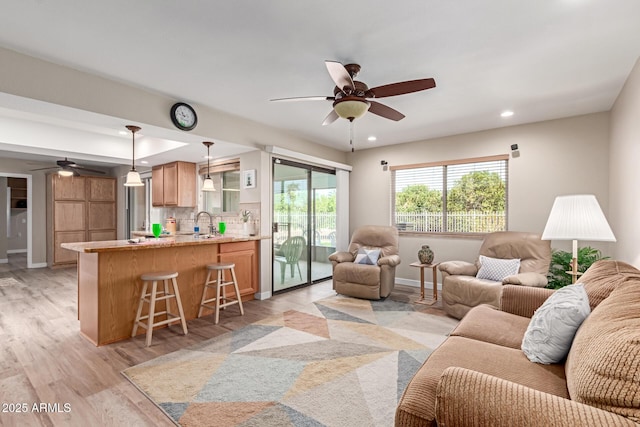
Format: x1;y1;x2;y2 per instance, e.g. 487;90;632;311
202;141;216;192
124;125;144;187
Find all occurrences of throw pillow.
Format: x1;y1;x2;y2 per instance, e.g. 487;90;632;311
354;248;381;265
521;283;591;364
476;255;521;281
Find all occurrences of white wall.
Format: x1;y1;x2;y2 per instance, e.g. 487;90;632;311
348;112;612;283
610;57;640;267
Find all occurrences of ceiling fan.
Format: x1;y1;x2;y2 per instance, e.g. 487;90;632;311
30;158;106;176
271;60;436;126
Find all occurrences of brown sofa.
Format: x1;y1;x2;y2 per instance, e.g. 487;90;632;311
396;260;640;426
439;231;551;319
329;225;401;300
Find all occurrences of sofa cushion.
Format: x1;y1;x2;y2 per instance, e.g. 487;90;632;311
578;259;640;310
450;304;530;349
354;247;380;265
396;335;569;425
442;275;503;319
565;279;640;422
476;255;521;281
521;284;590;364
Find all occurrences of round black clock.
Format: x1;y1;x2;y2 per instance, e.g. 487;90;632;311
170;102;198;131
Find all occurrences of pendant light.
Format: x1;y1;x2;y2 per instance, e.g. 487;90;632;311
201;141;216;192
124;125;144;187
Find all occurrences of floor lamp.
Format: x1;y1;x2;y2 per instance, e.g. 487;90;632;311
541;195;616;283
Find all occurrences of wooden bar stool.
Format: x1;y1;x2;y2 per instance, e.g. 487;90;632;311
132;271;188;346
198;262;244;324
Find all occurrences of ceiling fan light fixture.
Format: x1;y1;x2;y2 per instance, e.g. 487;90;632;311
201;141;216;192
333;98;370;120
58;169;74;177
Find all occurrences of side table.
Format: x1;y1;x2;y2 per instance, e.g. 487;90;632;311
410;261;440;305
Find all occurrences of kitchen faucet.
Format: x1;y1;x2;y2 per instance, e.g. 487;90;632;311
195;211;216;235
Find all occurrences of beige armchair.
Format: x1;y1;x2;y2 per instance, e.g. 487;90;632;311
329;225;401;300
439;231;551;319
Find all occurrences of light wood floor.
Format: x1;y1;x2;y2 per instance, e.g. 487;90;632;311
0;253;444;427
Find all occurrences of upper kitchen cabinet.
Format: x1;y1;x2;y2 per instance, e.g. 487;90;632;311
152;161;196;207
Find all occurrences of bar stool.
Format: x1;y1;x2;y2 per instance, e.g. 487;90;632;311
132;271;188;346
198;262;244;324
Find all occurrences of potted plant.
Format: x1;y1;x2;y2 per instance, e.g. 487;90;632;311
240;210;251;236
546;246;608;289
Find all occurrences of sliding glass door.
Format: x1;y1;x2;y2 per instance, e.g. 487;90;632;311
272;159;336;292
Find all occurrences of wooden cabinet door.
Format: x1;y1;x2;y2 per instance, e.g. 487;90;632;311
53;175;85;200
54;201;85;231
163;162;178;205
176;161;196;207
218;241;258;299
54;231;86;264
87;177;115;201
88;201;116;230
152;166;164;206
88;230;116;241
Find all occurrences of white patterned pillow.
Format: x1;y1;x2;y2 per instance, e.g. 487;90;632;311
476;255;521;281
354;248;381;265
521;284;591;364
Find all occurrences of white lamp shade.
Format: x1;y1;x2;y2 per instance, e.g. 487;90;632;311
124;170;144;187
541;194;616;241
333;99;370;120
202;177;215;191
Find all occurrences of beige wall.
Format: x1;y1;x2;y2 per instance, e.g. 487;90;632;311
0;177;6;261
348;112;612;283
610;57;640;267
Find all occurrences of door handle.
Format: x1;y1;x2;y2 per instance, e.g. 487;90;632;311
272;222;279;233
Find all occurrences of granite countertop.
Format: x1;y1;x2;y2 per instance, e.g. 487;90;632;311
61;234;270;253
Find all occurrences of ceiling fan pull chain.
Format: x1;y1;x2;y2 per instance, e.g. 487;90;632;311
349;119;355;152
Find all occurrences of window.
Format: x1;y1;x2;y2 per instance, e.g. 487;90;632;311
391;155;508;234
199;160;240;214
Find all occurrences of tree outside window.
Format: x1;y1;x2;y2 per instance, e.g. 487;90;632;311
392;156;508;234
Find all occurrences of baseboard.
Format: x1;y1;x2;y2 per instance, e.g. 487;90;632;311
29;262;48;269
396;277;442;291
0;258;7;264
254;291;272;300
7;249;27;254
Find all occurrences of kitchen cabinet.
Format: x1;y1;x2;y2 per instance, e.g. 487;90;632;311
47;175;117;267
152;161;196;207
218;240;259;300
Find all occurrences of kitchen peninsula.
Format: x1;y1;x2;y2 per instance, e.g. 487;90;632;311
62;235;267;346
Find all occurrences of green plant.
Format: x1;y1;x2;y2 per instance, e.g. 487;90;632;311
546;246;608;289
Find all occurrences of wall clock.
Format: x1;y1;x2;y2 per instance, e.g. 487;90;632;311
170;102;198;131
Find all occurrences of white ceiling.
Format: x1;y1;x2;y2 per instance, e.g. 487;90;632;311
1;1;640;168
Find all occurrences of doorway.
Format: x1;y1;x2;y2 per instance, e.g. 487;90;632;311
0;173;32;270
272;158;336;292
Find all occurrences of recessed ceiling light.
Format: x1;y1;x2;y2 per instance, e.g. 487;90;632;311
118;130;128;135
140;160;148;164
501;111;514;118
367;136;377;141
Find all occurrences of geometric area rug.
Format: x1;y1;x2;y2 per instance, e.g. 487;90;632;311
122;295;459;427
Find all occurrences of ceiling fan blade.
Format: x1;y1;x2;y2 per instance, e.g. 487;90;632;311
70;165;106;174
325;60;354;93
270;96;334;102
368;101;405;121
29;166;58;171
322;109;339;126
367;78;436;98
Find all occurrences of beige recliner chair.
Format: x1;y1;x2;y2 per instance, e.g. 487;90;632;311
439;231;551;319
329;225;401;300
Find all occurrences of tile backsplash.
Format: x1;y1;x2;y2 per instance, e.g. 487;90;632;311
149;203;261;236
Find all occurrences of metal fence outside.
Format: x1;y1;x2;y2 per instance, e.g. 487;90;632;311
395;211;506;233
